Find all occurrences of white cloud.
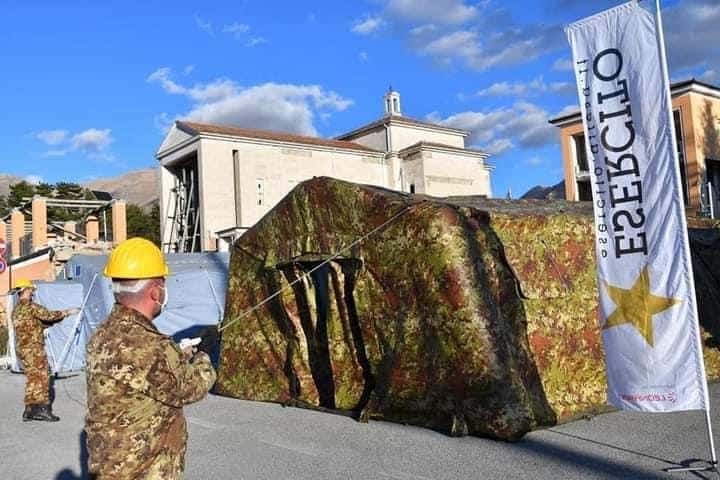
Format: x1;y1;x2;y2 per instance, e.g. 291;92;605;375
664;0;720;77
476;76;575;98
222;22;250;38
71;128;113;153
148;67;239;102
484;138;513;156
430;102;558;156
195;15;214;35
373;1;564;72
36;129;68;145
352;15;383;35
183;65;195;76
34;127;114;160
359;51;369;62
148;69;353;136
43;149;68;157
556;104;580;117
700;69;719;84
525;156;544;166
154;113;173;134
386;0;477;25
24;175;43;185
410;20;562;71
245;37;268;47
552;58;574;71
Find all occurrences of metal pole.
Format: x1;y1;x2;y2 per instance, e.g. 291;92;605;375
654;0;718;471
54;273;97;375
709;182;715;220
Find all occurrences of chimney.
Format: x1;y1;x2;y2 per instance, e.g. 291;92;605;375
31;196;48;251
86;216;99;244
10;209;24;259
111;200;127;245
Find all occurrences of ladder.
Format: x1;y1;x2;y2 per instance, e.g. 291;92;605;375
163;167;201;253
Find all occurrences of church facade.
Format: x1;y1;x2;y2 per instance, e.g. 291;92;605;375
155;90;493;252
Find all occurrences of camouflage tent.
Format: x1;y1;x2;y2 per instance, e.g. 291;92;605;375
217;177;720;441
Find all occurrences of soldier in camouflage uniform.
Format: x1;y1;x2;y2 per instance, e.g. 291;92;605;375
11;279;77;421
85;238;216;479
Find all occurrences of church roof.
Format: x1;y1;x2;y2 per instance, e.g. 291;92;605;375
336;114;468;141
176;121;382;153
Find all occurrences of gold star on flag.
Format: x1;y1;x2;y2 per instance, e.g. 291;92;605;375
603;266;681;347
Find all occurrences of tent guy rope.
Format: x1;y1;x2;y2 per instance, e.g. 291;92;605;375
217;200;433;334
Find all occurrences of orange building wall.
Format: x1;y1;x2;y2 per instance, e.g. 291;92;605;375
559;91;720;210
0;256;55;296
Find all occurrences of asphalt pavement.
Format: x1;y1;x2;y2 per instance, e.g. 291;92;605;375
1;369;720;479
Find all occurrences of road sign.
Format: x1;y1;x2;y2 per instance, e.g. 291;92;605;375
0;237;6;274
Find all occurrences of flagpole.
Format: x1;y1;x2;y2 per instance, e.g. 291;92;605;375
652;0;719;471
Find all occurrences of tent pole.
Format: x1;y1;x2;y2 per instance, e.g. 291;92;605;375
54;273;98;375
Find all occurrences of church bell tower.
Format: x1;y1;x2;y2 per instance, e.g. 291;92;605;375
384;86;402;116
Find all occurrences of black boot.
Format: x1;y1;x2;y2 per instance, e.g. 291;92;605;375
28;404;60;422
22;405;34;421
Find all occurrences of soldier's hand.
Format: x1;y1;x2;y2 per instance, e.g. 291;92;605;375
180;345;197;359
196;326;219;356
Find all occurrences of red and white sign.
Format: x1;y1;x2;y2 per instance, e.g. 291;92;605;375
0;238;6;274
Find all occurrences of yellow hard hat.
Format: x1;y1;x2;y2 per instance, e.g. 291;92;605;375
12;279;35;291
103;238;169;279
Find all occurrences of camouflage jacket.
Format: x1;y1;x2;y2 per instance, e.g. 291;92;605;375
12;299;65;350
85;303;216;479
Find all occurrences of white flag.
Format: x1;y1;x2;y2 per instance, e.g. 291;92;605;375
566;1;708;412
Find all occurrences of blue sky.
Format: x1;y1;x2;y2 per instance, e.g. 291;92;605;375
2;0;717;197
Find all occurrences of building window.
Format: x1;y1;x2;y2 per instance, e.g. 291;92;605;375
577;181;592;202
393;97;399;113
410;183;415;194
573;134;589;173
673;109;689;205
256;178;265;206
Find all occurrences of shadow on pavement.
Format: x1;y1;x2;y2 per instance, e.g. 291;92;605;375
54;430;89;480
516;433;715;480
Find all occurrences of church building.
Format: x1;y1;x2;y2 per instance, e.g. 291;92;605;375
156;89;493;252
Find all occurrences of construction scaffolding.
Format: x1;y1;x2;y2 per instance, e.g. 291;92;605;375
163;159;201;253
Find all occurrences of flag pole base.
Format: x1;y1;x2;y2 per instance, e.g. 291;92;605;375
664;460;719;473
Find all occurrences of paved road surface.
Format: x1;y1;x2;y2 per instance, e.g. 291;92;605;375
1;370;719;479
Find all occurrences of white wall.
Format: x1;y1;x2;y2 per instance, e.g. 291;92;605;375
199;138;387;234
401;153;425;194
345;127;387;151
389;124;465;151
419;150;492;198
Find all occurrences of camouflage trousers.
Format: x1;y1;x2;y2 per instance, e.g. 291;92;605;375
17;344;51;406
88;432;187;479
0;325;8;356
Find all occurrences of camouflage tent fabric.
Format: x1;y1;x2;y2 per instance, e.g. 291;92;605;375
216;177;720;440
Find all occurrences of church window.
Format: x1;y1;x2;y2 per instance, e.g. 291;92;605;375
256;179;265;206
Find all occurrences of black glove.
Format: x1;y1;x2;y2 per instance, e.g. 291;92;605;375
196;326;219;356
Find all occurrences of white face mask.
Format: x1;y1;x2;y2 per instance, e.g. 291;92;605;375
156;285;169;314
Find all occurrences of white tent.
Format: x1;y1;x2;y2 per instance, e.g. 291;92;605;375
5;251;229;374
